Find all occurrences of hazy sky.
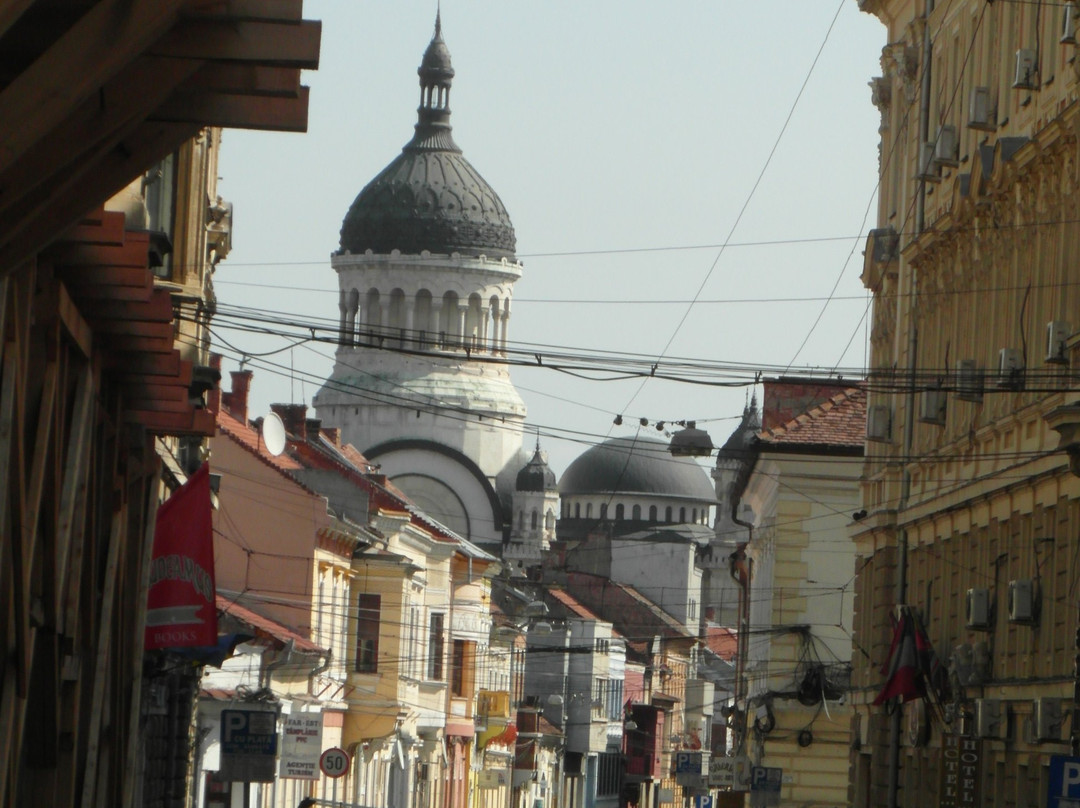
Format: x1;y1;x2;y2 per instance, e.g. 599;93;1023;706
215;2;886;475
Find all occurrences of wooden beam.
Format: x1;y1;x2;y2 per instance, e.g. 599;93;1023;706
127;406;216;436
123;382;189;403
0;121;200;273
59;211;128;248
90;319;172;340
104;351;181;378
153;85;310;132
0;0;186;177
57;283;93;359
151;19;320;69
188;63;301;97
84;289;174;324
0;55;202;226
50;237;152;269
55;362;94;633
0;0;36;44
77;498;127;808
183;0;305;23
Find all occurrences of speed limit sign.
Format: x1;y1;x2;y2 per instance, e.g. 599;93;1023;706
319;746;350;778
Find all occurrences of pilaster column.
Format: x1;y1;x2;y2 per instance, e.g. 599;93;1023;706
338;290;348;347
457;305;468;349
404;300;415;347
480;306;490;353
431;301;443;349
499;309;510;355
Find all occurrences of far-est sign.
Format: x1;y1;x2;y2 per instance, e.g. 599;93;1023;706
939;735;982;808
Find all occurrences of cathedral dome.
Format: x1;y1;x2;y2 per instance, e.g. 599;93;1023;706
516;448;557;492
559;436;716;502
339;15;516;260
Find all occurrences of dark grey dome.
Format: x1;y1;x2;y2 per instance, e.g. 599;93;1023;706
559;437;716;502
516;449;557;492
338;15;516;260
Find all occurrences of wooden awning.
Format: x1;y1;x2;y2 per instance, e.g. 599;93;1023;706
0;0;321;272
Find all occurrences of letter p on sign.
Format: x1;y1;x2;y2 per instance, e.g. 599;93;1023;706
1064;762;1080;791
224;712;246;744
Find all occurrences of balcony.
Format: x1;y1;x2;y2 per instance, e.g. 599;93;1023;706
477;690;511;719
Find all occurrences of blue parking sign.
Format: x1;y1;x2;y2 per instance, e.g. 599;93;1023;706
695;796;713;808
1048;755;1080;808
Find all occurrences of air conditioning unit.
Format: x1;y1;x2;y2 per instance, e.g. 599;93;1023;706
974;699;1005;739
965;588;990;629
956;359;984;402
919;389;947;426
1031;697;1063;742
867;405;892;443
918;142;941;182
1014;48;1038;90
1008;578;1035;623
997;348;1024;390
1062;2;1079;44
1046;320;1072;364
933;125;959;167
968;86;995;131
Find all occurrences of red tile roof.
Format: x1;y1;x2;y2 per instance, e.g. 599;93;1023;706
757;386;866;449
548;588;606;624
216;407;305;473
217;595;326;654
704;626;737;661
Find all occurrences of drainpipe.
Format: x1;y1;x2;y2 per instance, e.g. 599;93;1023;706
262;639;295;690
888;6;931;807
308;648;333;696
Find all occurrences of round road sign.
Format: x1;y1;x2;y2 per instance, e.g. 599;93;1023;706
319;746;350;778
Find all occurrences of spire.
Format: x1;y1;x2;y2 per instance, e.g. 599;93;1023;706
409;10;458;152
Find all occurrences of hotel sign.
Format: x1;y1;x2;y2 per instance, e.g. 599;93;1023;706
939;735;981;808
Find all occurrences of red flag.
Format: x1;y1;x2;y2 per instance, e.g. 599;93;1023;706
873;607;948;706
145;463;218;649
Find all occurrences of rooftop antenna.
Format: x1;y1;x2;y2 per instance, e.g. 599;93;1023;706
261;411;287;457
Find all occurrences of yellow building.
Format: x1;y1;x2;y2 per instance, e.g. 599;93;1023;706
854;2;1080;806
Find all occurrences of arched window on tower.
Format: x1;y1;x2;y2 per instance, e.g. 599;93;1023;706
692;508;697;523
531;510;538;529
575;503;581;518
599;503;608;520
488;296;501;354
545;510;555;530
365;289;381;336
441;291;459;347
518;510;524;531
414;289;432;348
679;507;686;523
586;503;593;519
466;294;483;351
389;288;406;346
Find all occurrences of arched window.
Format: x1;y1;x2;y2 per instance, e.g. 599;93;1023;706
599;503;608;520
632;504;641;521
649;505;657;521
575;503;581;518
692;508;697;523
665;506;672;523
679;507;686;523
586;503;593;518
531;510;538;529
615;504;624;520
545;510;555;530
518;510;524;531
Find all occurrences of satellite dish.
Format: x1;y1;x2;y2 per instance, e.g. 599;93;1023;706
262;412;287;457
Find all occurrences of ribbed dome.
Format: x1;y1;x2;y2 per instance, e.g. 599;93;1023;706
338;15;516;260
559;437;716;502
516;448;557;492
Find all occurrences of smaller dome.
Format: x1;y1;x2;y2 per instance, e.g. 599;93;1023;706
560;436;715;503
516;448;557;492
419;15;454;82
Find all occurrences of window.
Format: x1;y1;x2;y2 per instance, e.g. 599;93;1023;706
451;640;475;697
649;505;657;521
519;510;524;530
531;509;538;529
665;506;672;523
615;504;624;520
355;593;380;673
545;509;555;530
586;503;593;518
597;753;621;797
692;508;697;523
599;503;607;520
632;504;641;521
679;507;686;523
574;503;581;518
428;613;445;680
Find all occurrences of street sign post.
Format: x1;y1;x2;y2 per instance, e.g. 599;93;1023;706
749;766;782;808
219;708;279;782
320;747;351;779
709;756;751;791
675;752;703;775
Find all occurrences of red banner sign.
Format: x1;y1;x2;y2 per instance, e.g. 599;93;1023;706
145;463;217;649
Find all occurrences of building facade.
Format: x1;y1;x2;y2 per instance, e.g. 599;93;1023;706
854;2;1080;806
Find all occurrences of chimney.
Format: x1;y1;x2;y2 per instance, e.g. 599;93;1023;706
305;418;322;439
270;403;308;440
322;427;340;446
222;368;253;424
206;353;223;415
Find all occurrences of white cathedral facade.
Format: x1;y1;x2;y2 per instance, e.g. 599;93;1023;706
314;16;528;548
